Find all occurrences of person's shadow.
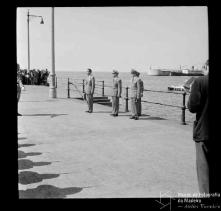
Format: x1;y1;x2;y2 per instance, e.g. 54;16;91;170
19;184;83;198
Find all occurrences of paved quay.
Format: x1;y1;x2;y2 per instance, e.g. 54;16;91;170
18;85;198;198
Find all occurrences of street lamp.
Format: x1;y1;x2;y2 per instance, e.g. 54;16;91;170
27;9;44;72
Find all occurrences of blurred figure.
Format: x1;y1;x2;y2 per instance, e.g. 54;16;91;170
110;70;122;117
130;69;141;120
187;60;210;193
17;64;22;116
136;71;144;116
85;68;95;113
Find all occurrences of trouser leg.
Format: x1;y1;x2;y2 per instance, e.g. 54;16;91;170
131;98;135;116
116;97;119;114
137;98;141;116
112;96;116;114
89;94;93;112
131;98;138;117
86;94;93;112
195;141;210;193
112;96;119;115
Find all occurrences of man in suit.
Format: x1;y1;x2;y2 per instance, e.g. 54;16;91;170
85;68;95;113
110;70;122;117
136;71;144;116
187;60;210;193
130;69;141;120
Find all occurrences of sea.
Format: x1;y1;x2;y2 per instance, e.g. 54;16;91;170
55;71;196;124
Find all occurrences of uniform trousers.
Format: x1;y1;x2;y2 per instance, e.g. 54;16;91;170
86;94;93;112
137;98;142;116
131;98;138;117
112;96;119;115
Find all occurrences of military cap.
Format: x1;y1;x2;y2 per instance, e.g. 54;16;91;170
131;69;137;75
112;70;119;75
87;68;92;73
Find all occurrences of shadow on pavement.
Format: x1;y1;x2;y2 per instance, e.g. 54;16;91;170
18;159;51;170
18;144;35;148
18;150;42;159
19;171;60;185
92;111;112;113
18;137;27;140
139;116;166;120
19;184;83;198
21;114;67;118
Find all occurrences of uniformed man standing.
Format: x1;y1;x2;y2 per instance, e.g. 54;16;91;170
110;70;122;117
136;71;144;116
130;69;141;120
85;68;95;113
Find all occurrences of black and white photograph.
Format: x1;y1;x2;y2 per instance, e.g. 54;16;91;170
16;3;220;206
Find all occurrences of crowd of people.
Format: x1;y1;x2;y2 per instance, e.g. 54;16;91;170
17;67;50;86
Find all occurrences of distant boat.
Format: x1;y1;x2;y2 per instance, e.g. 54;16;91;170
168;77;196;92
147;69;171;76
169;69;204;76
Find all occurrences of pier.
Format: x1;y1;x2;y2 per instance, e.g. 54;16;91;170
18;85;198;198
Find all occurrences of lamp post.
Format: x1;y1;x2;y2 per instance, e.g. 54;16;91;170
27;9;44;72
49;7;57;98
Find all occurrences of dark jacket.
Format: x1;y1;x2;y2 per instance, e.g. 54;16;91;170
187;75;209;141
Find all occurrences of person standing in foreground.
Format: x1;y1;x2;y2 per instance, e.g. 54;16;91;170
187;60;210;193
136;72;144;116
85;68;95;113
17;64;22;116
130;69;141;120
110;70;122;117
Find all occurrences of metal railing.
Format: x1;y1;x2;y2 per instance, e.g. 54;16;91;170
65;78;188;125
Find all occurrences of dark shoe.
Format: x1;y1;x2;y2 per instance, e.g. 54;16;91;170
110;114;118;117
85;111;89;113
88;111;92;113
134;116;139;120
130;116;135;119
17;113;22;116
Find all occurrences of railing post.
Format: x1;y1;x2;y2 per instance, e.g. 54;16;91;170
67;78;70;98
55;76;57;88
102;80;104;96
125;87;129;112
82;79;85;93
181;92;186;125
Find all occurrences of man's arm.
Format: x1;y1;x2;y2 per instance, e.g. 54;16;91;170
118;79;122;97
137;79;141;99
91;77;95;95
187;79;201;113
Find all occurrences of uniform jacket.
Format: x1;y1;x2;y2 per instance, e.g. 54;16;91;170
187;75;209;141
85;75;95;95
112;77;122;97
138;78;144;98
130;76;141;98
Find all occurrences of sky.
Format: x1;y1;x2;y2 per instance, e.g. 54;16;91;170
16;7;208;72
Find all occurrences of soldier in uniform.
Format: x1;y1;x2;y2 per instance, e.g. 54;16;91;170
130;69;141;120
136;71;144;116
110;70;122;117
85;68;95;113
